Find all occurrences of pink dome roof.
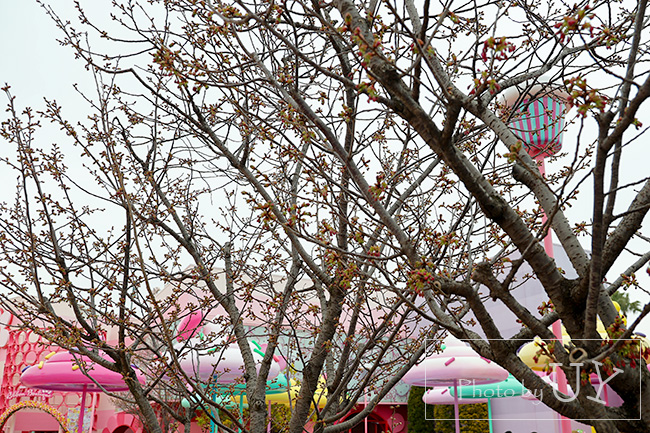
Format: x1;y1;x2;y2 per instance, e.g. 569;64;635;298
20;352;145;392
402;337;508;387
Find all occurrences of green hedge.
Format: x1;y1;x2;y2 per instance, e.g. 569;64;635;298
407;386;433;432
433;402;489;433
407;386;489;433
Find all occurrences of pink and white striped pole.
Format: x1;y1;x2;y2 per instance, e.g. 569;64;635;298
504;82;573;433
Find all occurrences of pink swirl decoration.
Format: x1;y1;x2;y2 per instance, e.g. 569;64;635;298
177;311;205;342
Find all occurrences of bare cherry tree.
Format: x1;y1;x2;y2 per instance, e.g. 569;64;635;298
2;0;650;432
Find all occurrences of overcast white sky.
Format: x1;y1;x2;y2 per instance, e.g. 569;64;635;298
1;1;649;336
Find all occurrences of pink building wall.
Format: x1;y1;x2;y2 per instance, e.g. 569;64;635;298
0;309;143;433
